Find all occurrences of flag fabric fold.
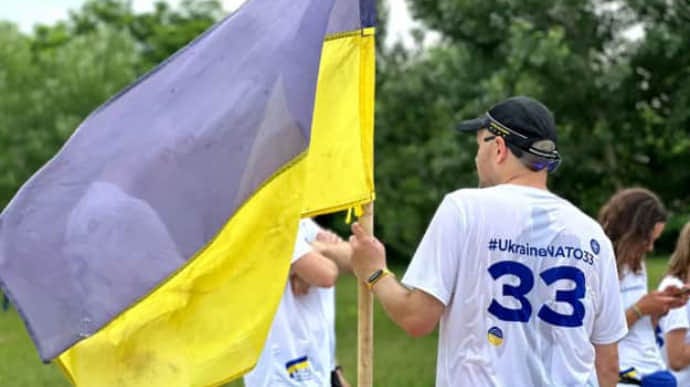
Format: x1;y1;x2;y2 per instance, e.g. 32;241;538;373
304;3;376;216
0;0;375;385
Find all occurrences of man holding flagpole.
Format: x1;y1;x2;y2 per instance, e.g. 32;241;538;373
348;96;627;386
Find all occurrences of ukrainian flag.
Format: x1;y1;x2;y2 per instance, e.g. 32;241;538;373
0;0;375;385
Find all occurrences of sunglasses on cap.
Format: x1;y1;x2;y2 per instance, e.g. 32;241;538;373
482;113;561;173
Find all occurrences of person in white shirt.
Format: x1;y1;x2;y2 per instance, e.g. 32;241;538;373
658;222;690;385
598;188;687;386
244;218;351;387
348;96;627;387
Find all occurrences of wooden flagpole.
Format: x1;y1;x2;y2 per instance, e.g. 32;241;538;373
357;201;374;387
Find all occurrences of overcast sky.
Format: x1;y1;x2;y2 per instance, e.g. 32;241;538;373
0;0;419;46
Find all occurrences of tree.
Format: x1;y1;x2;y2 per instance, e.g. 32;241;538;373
0;23;139;207
373;0;690;260
35;0;225;71
0;0;225;209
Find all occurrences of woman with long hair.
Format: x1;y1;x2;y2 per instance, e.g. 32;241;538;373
599;188;686;386
658;221;690;385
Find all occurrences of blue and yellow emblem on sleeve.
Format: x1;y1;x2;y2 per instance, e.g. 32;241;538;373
285;356;313;382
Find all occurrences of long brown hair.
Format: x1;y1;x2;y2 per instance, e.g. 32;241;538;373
598;188;668;275
667;222;690;282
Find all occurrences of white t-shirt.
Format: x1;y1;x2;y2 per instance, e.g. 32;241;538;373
402;184;627;387
244;218;336;387
658;275;690;385
617;266;671;377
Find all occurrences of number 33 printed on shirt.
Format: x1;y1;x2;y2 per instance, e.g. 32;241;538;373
488;261;586;327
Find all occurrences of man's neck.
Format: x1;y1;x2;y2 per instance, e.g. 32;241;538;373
500;170;548;190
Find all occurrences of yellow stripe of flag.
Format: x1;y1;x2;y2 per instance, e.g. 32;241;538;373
57;17;375;387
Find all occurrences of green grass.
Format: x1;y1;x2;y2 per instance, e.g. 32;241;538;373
0;266;435;387
225;266;437;386
0;259;671;386
647;256;671;290
0;308;68;386
331;266;438;387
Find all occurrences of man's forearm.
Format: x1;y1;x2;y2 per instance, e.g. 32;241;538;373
348;221;444;337
371;275;418;333
312;240;352;273
371;275;442;337
594;342;619;387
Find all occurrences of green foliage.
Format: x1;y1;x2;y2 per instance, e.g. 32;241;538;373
0;305;68;386
0;22;138;208
0;0;688;261
66;0;224;70
374;0;690;260
0;0;223;210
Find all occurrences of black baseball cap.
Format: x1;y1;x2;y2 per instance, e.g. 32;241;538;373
456;96;561;172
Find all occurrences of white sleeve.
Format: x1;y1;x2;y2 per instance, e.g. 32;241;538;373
401;196;464;306
659;276;690;334
590;237;628;344
291;219;320;263
299;218;321;244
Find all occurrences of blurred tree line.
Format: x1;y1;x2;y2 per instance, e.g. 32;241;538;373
0;0;688;262
374;0;690;259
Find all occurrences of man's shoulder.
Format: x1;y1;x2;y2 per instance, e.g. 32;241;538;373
445;186;512;203
555;198;606;235
547;197;615;258
445;187;482;201
447;184;556;200
442;187;488;214
444;185;547;208
448;186;606;231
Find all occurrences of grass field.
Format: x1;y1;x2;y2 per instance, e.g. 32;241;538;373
0;258;671;386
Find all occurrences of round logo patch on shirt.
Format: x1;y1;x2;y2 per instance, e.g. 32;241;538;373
590;238;600;255
487;326;503;346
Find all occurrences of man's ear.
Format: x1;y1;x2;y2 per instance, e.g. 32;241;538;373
494;136;510;163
